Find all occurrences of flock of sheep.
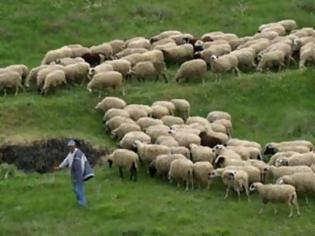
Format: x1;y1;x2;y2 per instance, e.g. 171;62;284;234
98;96;315;218
1;19;315;95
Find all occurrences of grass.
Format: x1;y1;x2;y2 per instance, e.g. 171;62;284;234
1;0;315;235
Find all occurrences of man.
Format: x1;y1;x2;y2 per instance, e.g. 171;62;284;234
56;140;88;207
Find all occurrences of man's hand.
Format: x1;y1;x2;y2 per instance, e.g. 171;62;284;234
53;166;61;171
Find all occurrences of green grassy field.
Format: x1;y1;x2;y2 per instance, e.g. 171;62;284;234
1;0;315;235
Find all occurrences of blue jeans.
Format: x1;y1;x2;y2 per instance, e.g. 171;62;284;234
73;181;86;207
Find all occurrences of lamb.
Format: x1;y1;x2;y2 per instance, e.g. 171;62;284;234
148;153;186;179
0;71;24;96
151;105;170;119
41;70;67;95
111;123;141;140
168;158;194;191
249;182;300;217
161;115;184;127
107;149;139;181
152;101;175;115
193;162;214;189
41;46;73;65
146;124;170;143
257;50;286;72
136;117;163;131
105;116;135;132
90;42;113;60
104;59;131;77
95;96;126;113
161;44;194;63
170;99;190;121
169;129;201;148
267;165;313;180
275;152;315;167
87;71;124;96
155;135;179;147
64;62;90;84
175;59;207;83
190;144;215;163
206;111;231;122
133;140;170;165
127;61;168;83
277;172;315;204
210;54;240;79
103;108;130;122
118;131;151;149
170;146;190;159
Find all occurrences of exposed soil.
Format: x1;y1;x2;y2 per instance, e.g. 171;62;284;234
0;138;109;173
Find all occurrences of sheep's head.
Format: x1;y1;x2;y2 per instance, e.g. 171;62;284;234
214;155;226;168
194;52;202;59
210;55;218;61
275;158;289;167
213;144;225;156
88;68;96;78
276;176;285;184
132;140;141;151
208;170;220;179
249;182;262;192
226;170;237;181
168;127;176;135
263;144;278;155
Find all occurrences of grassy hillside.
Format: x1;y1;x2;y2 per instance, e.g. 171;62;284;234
1;0;315;235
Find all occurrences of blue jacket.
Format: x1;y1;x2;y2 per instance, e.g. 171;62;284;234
71;149;84;184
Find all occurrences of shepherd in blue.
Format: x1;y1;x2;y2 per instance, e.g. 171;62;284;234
56;140;94;207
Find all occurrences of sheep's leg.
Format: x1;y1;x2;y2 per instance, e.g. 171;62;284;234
305;195;309;205
234;67;241;77
15;84;19;96
129;163;137;182
236;188;241;201
245;185;250;202
119;167;124;179
293;198;301;216
207;180;211;191
273;206;278;215
98;91;102;98
3;88;6;97
185;180;189;191
121;85;126;96
191;173;194;190
162;73;168;83
224;185;231;200
155;75;159;82
288;202;293;217
259;205;265;215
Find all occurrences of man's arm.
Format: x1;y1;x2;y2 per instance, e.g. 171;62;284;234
56;154;70;170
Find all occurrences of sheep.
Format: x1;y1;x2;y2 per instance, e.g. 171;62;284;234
111;123;141;140
41;46;73;65
36;65;65;89
121;53;145;66
87;71;124;96
260;24;286;36
151;105;170;119
118;131;151;150
109;39;126;54
225;145;251;161
170;124;200;135
155;135;179;147
90;42;113;60
0;71;24;96
54;57;85;66
190;144;215;163
212;119;232;137
88;64;114;79
82;52;104;67
105;116;135;132
248;159;269;183
299;42;315;69
66;44;90;58
214;155;248;169
199;130;228;148
169;129;201;148
210;54;240;80
207;123;227;134
230;48;257;69
161;115;184;127
107;149;139;181
225;165;261;184
150;30;181;43
115;48;148;58
175;59;207;83
170;99;190;121
170;146;190;159
0;64;29;81
24;65;48;88
41;70;67;95
195;44;232;63
127;38;151;49
104;59;131;77
146;124;170;143
278;19;297;32
124;105;150;121
142;50;165;64
257;50;286;72
267;165;313;180
249;182;300;217
152;101;175;115
193;162;214;189
95;96;126;113
168;158;194;191
64;62;90;84
127;61;168;83
275;152;315;167
264;141;313;155
103;108;130;122
133;140;170;165
254;31;279;41
227;138;262;151
186;116;209;127
148;153;186;179
277;172;315;204
161;44;194;63
136;117;163;131
207;111;231;122
268;151;298;165
259;42;294;66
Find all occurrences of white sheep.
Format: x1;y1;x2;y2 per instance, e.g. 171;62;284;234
95;96;126;113
136;117;163;131
152;101;175;115
127;61;168;83
190;144;215;163
103;108;130;122
170;146;190;159
109;39;126;54
105;116;135;132
155;135;179;147
24;65;48;88
124;105;149;121
161;115;184;127
175;59;207;83
64;62;90;84
107;149;139;181
249;182;300;217
104;59;131;77
41;70;67;95
0;71;24;96
118;131;151;150
210;54;240;80
267;165;313;180
90;42;113;60
161;44;194;63
111;123;141;140
41;46;73;65
168;158;194;191
193;161;214;189
151;105;170;119
257;50;286;72
169;129;201;148
276;152;315;167
171;99;190;121
146;124;170;142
